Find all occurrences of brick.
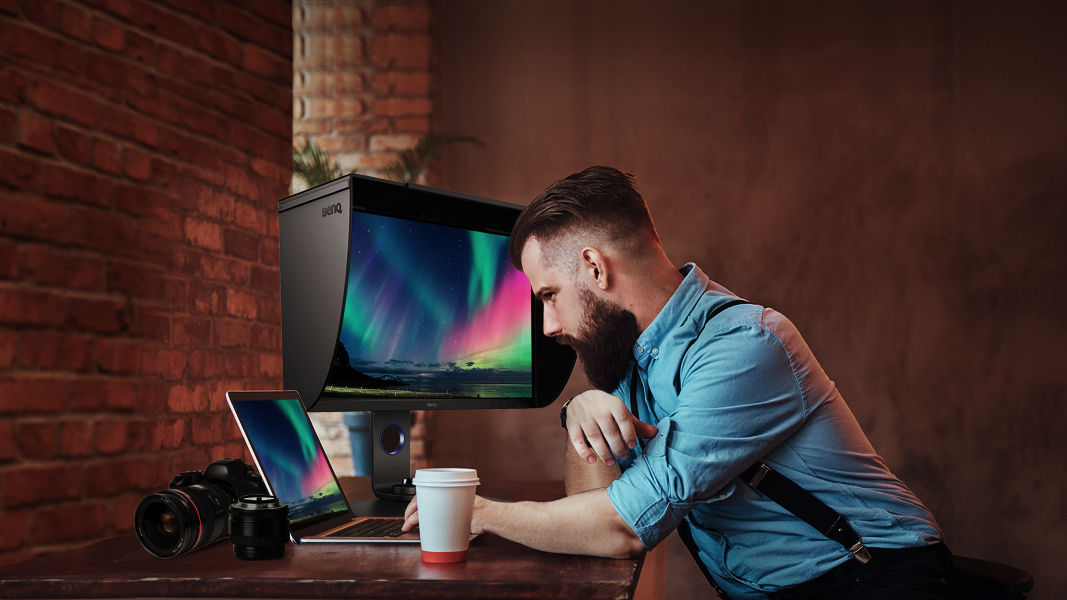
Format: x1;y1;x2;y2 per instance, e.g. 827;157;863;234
293;118;333;137
395;116;431;133
371;33;431;70
370;97;432;117
213;319;253;348
372;71;431;96
0;239;17;279
70;378;138;411
370;133;420;152
17;112;55;155
305;97;364;120
190;282;226;315
225;289;258;319
151;417;186;450
243;43;291;83
132;1;196;48
92;137;123;174
98;104;159;148
54;125;93;164
192;26;243;69
121;148;152;180
315;134;366;154
94;339;140;375
234;0;290;28
2;464;82;507
259;352;282;378
228;121;283;162
84;456;163;496
19;0;58;26
124;28;155;64
130;308;170;341
222;227;260;261
58;4;94;42
8;21;83;76
31;503;109;544
249;266;280;294
155;0;215;22
17;331;95;372
186;252;249;285
372;5;431;32
0;511;32;551
172;317;211;346
22;246;104;290
0;376;67;414
0;330;15;367
0;285;66;327
183;217;223;251
17;420;57;459
66;296;130;333
106;262;188;307
0;107;15;143
166;383;211;413
0;419;15;460
141;348;186;381
258;294;280;324
94;419;127;454
191;413;226;445
38;162;112;207
59;420;94;457
301;33;363;69
92;16;124;51
81;0;132;19
216;2;291;59
296;4;363;30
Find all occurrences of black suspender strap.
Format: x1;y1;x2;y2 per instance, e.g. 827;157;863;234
739;463;872;564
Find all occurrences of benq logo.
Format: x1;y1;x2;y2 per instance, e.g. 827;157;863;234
322;202;343;218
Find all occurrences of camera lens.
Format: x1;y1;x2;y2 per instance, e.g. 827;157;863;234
134;483;230;558
228;495;289;560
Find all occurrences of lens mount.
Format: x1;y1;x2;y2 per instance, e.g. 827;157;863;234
228;495;290;560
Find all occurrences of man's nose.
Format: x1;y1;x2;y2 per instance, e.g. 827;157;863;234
542;308;562;338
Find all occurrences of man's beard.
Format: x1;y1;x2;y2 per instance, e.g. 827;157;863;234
556;283;642;392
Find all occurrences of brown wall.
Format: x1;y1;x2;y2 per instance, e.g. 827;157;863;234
0;0;292;565
427;1;1067;597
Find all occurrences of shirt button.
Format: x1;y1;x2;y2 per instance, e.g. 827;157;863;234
635;345;644;353
651;348;659;356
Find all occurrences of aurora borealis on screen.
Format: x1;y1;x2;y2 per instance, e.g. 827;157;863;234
232;398;347;527
325;210;532;398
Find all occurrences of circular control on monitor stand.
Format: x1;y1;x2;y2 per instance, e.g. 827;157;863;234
379;423;405;455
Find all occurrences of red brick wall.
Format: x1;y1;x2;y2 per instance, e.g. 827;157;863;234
293;0;431;181
0;0;292;565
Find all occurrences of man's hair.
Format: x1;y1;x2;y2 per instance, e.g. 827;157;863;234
508;166;661;271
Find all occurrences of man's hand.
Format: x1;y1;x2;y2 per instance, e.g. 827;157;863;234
566;390;658;466
401;495;489;535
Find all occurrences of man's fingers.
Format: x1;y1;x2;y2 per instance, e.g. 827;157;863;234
568;426;598;464
634;419;659;439
401;496;418;532
594;412;631;461
609;405;639;451
581;421;616;466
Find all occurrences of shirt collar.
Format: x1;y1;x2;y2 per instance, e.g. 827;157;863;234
632;262;711;369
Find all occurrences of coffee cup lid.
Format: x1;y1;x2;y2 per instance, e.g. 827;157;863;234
413;468;480;487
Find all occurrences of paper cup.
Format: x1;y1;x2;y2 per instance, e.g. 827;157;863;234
413;468;479;563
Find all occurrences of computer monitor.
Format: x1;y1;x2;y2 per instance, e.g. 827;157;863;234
278;175;574;503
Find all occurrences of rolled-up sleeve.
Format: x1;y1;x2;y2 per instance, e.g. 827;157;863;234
607;324;807;549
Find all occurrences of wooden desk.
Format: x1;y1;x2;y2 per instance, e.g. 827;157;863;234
0;480;648;600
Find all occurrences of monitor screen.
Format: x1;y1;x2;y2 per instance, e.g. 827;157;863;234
324;210;532;400
230;396;348;530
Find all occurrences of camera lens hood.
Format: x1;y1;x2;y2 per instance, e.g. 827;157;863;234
228;495;290;560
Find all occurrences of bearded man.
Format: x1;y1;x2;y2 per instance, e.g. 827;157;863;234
403;166;952;599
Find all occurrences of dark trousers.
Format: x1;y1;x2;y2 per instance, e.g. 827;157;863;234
769;544;954;600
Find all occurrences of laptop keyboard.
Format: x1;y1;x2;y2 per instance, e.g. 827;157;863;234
327;518;407;538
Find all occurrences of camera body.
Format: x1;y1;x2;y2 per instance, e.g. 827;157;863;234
135;458;267;558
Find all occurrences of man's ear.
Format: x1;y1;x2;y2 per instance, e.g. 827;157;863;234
580;247;611;291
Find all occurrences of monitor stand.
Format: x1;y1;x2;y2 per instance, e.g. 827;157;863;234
349;410;416;517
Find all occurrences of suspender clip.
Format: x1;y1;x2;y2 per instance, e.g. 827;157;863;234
849;541;872;564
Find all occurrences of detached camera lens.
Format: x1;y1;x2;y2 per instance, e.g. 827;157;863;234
228;495;289;560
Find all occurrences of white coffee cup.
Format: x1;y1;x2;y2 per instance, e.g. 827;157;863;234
412;468;480;563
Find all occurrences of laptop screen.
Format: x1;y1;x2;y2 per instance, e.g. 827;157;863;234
229;396;349;530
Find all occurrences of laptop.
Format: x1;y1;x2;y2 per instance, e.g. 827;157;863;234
226;390;419;544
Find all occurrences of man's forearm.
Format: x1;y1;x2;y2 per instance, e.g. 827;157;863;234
564;437;620;495
474;488;644;559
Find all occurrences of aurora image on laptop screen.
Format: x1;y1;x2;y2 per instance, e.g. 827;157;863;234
230;397;347;529
324;210;532;399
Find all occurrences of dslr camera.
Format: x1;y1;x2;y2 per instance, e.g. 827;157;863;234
134;458;287;559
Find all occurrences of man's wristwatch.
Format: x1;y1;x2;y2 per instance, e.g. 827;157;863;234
559;397;574;430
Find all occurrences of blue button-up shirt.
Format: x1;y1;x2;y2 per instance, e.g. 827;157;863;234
607;264;942;599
